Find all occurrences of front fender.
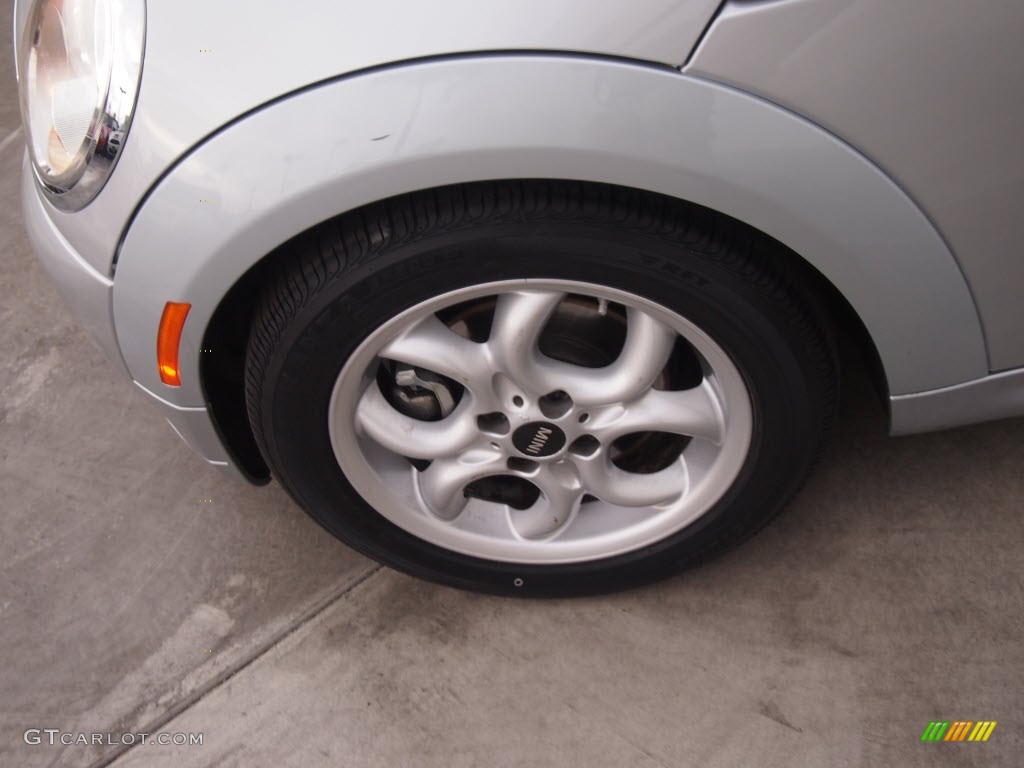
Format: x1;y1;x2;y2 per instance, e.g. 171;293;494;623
113;54;986;410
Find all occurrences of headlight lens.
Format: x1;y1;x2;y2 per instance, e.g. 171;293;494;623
18;0;145;211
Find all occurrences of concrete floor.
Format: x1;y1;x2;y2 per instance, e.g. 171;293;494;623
1;4;1021;765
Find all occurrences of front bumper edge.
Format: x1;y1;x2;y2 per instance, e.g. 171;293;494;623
21;156;127;373
22;155;252;484
133;381;252;484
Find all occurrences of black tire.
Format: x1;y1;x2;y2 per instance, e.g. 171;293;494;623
245;181;836;596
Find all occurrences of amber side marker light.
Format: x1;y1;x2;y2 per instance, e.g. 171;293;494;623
157;302;192;386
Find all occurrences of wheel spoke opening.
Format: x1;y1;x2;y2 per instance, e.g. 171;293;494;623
476;412;510;435
463;475;541;511
538;389;573;419
526;300;679;406
435;296;496;343
568;434;600;457
506;457;539;474
610;431;689;475
376;359;465;422
537;295;628;368
653;336;706;391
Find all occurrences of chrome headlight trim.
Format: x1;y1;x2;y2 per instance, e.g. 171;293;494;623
17;0;146;212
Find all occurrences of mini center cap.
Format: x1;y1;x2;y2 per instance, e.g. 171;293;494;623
512;421;566;458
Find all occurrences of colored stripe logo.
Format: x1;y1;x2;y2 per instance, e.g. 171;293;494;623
921;721;997;742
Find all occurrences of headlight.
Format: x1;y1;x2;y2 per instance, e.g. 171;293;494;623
17;0;145;211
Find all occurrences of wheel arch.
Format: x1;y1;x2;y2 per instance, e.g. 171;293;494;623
111;54;985;477
203;181;878;482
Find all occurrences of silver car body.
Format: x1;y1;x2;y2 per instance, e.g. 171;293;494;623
16;0;1024;480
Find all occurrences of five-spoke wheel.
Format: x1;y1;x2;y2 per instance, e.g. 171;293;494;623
329;282;752;564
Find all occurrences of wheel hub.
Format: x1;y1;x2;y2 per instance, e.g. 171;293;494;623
511;421;566;458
